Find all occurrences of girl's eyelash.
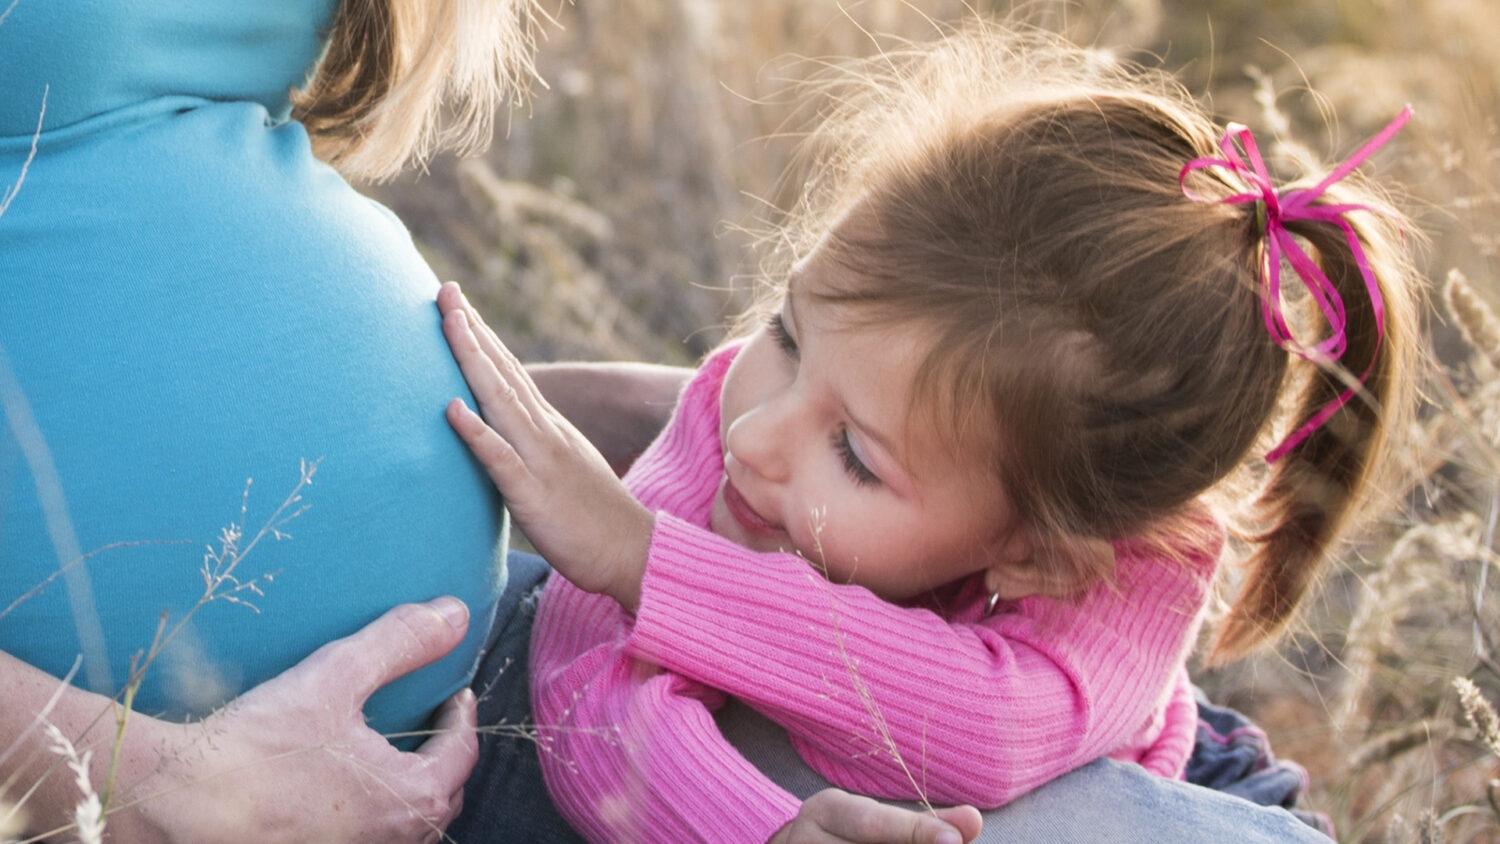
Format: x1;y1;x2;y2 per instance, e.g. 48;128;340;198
767;312;798;357
833;428;880;487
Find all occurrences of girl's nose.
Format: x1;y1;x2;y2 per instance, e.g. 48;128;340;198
724;400;794;485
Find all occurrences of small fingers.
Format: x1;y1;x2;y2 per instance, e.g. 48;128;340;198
932;807;981;843
437;280;464;316
443;309;538;436
446;399;530;492
801;790;964;844
451;284;553;421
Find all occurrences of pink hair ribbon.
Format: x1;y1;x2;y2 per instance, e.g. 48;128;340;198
1179;105;1413;463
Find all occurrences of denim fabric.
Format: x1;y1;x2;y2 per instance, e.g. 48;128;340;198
1187;694;1336;838
450;553;1333;843
448;552;583;844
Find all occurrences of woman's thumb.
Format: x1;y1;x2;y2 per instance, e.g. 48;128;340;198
300;597;471;703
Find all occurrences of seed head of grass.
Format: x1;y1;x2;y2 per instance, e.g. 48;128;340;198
1454;677;1500;758
41;722;103;844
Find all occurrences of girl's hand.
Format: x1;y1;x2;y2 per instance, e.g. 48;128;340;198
103;599;479;844
769;790;982;844
526;361;691;476
438;282;654;611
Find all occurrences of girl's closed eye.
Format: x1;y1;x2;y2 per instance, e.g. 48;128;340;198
768;311;799;358
833;427;881;487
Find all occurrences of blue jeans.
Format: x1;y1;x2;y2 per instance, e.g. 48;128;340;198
446;553;1331;843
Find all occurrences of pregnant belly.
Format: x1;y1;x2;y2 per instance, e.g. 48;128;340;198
0;99;507;739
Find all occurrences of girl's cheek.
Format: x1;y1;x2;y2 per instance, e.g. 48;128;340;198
800;501;845;564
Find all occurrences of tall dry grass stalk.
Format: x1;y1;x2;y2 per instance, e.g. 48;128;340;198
0;800;24;843
0;85;42;219
805;506;938;815
1454;678;1500;759
0;463;317;841
39;724;101;844
1445;269;1500;373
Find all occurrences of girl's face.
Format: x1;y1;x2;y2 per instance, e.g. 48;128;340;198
711;248;1027;602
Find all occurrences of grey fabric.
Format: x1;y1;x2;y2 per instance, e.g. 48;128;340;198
717;699;1331;843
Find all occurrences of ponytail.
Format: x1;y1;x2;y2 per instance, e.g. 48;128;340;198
292;0;545;182
1207;186;1423;663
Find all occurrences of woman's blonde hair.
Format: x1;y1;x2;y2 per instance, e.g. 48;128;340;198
292;0;547;182
756;24;1423;664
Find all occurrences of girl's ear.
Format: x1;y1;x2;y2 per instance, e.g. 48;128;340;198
982;532;1112;600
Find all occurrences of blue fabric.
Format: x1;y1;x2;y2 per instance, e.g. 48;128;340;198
1187;695;1336;838
0;0;508;742
0;0;335;134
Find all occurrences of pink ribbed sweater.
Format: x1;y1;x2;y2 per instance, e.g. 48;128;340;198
529;342;1219;843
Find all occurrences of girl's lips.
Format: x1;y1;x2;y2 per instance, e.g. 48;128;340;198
722;477;780;535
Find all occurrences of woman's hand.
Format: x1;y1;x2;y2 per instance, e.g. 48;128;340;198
100;599;479;844
769;789;983;844
438;281;654;611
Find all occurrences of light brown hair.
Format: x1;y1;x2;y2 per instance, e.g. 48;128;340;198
755;25;1422;663
291;0;547;182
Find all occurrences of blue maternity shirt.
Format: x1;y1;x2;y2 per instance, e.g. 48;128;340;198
0;0;507;739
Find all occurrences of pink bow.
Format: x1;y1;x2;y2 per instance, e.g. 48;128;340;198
1179;105;1413;463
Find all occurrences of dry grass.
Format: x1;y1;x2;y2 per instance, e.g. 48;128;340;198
373;1;1500;840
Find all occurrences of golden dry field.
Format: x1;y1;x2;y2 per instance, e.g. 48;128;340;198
371;1;1500;840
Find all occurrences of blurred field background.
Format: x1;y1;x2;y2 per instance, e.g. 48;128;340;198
372;1;1500;841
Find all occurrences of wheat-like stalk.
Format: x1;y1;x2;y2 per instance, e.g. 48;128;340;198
1454;677;1500;758
40;724;102;844
1418;808;1446;844
1446;268;1500;372
0;798;25;843
1336;521;1465;736
803;506;937;815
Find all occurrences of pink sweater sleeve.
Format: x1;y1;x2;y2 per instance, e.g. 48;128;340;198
530;561;801;842
625;513;1217;809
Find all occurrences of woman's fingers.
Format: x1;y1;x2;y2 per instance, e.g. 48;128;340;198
299;598;471;706
403;688;475;842
412;687;479;810
448;786;466;832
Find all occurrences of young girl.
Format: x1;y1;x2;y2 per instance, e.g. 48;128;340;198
440;26;1420;843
